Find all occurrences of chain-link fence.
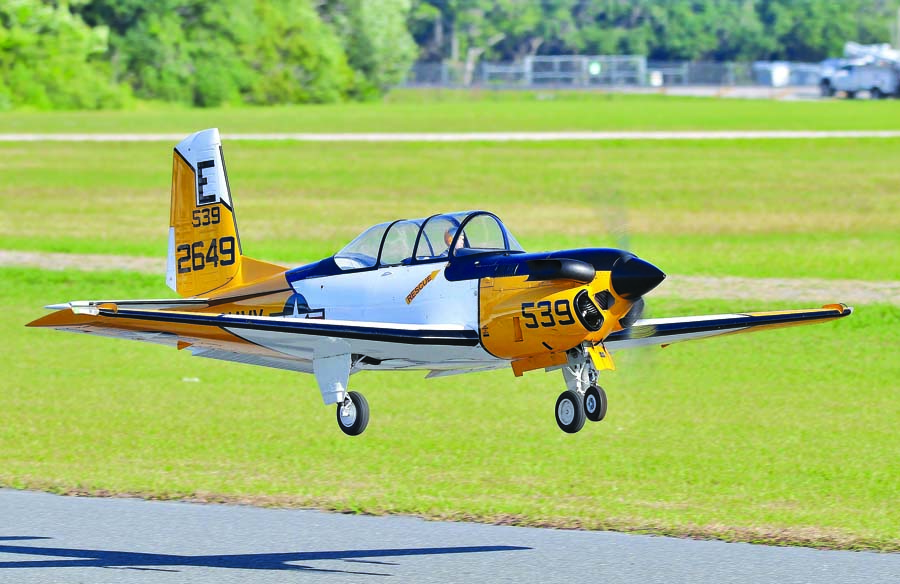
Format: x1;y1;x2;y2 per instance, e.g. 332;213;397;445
401;56;822;88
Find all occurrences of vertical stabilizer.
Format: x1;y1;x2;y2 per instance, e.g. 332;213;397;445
166;129;284;297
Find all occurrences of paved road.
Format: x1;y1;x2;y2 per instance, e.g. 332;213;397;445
0;490;896;584
2;130;900;142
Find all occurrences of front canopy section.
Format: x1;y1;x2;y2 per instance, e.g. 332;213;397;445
334;221;392;270
333;211;524;271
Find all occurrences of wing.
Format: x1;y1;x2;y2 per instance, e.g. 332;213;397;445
604;304;852;350
27;300;484;375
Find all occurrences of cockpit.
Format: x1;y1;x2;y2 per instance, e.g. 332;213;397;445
334;211;525;270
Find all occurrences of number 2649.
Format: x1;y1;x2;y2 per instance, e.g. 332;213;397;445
176;236;236;274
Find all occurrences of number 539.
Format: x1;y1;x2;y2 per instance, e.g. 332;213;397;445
520;299;576;328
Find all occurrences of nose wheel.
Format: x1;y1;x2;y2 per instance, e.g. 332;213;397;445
584;385;608;422
337;391;369;436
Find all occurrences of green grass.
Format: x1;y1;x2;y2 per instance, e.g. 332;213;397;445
1;139;897;280
3;268;898;550
2;91;900;134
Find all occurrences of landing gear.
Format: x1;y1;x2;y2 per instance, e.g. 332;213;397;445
584;385;608;422
555;390;585;433
336;391;369;436
554;345;609;433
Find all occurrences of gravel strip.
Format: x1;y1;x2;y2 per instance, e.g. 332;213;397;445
3;250;896;306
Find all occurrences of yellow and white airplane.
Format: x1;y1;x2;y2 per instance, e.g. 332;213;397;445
28;129;852;436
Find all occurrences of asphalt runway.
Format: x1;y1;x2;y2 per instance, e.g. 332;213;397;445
2;130;900;142
0;490;896;584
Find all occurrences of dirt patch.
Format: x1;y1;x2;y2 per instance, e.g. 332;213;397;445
652;274;899;306
2;249;897;305
0;250;166;274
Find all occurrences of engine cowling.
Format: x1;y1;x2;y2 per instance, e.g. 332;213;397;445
479;272;618;361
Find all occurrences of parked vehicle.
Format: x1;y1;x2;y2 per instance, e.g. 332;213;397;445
820;42;900;99
820;62;899;98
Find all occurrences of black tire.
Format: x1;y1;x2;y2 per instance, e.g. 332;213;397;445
555;390;585;434
819;81;834;97
336;391;369;436
871;87;883;99
584;385;608;422
846;91;856;99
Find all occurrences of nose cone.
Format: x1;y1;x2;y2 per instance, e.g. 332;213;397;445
611;256;666;299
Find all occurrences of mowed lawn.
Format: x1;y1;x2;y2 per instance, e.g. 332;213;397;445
2;91;900;134
1;138;898;280
1;97;897;550
2;268;898;551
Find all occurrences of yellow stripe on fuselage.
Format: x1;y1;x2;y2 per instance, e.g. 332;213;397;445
479;271;628;361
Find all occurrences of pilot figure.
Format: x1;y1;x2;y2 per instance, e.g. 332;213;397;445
443;226;466;255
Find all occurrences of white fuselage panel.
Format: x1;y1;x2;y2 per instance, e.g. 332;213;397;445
291;263;479;329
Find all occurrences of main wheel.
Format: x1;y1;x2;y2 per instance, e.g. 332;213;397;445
871;87;883;99
555;390;585;434
336;391;369;436
584;385;608;422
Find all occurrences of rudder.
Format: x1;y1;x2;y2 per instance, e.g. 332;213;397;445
166;128;284;297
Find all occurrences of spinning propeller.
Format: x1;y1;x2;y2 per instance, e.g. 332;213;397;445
593;194;664;339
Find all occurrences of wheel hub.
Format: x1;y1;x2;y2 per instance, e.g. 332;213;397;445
339;401;357;427
557;399;575;425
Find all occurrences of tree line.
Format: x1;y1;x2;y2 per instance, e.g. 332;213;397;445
2;0;898;110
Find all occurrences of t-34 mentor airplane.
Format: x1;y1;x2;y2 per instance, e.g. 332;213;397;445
28;129;852;436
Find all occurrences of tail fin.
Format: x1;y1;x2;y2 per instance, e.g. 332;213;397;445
166;128;285;297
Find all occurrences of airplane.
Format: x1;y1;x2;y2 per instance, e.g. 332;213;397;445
28;129;853;436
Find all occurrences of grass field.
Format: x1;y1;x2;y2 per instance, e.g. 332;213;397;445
1;96;898;551
1;91;900;134
1;139;897;281
2;268;897;551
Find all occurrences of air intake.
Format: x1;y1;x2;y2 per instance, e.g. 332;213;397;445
594;290;614;310
574;290;603;332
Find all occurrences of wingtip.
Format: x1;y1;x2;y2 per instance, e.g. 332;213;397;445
27;309;69;328
27;303;72;327
27;306;93;328
823;303;853;316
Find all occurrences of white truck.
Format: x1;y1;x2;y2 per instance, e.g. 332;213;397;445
820;62;899;98
819;42;900;99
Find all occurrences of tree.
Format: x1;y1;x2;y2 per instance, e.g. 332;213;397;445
319;0;418;97
248;0;354;104
0;0;128;110
76;0;356;106
408;0;900;64
759;0;896;61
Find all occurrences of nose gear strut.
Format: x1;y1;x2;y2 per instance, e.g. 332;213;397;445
554;344;609;433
